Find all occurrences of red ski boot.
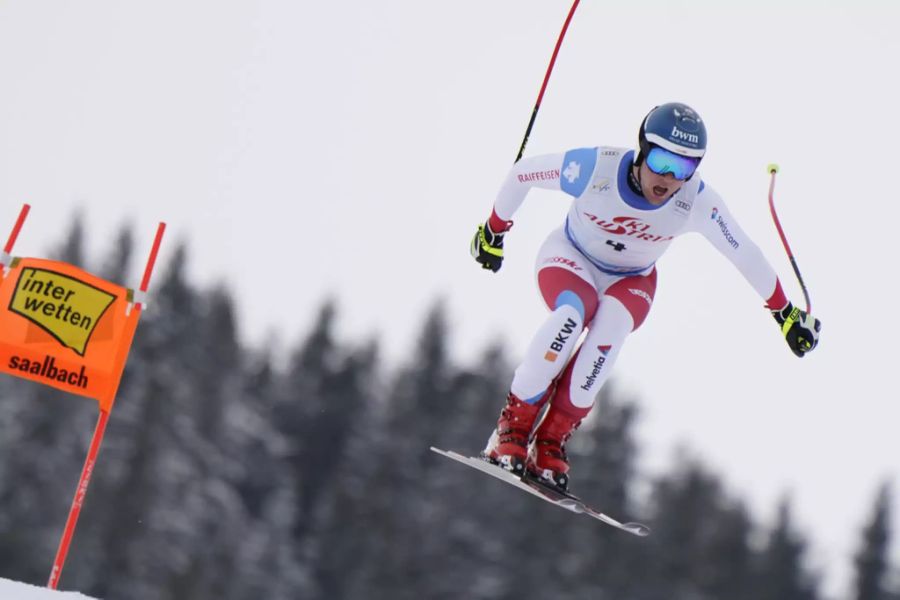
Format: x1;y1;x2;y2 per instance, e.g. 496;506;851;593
483;393;546;474
527;401;587;491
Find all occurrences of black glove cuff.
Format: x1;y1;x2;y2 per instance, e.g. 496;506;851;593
483;221;506;248
771;301;793;326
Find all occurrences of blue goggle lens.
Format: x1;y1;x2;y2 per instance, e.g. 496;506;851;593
646;146;701;180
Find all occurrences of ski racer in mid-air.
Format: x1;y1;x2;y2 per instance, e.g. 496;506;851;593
470;102;822;491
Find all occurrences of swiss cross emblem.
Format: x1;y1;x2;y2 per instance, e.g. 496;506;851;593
562;161;581;184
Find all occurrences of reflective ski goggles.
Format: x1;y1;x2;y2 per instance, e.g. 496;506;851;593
645;146;701;180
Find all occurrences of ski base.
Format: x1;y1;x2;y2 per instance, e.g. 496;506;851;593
430;446;650;537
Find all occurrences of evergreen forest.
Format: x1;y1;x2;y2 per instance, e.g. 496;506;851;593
0;220;896;600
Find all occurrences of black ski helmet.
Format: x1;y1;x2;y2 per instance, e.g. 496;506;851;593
636;102;707;165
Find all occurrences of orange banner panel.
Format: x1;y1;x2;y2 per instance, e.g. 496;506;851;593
0;257;141;411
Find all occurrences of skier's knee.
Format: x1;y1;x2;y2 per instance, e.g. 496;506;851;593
538;267;599;323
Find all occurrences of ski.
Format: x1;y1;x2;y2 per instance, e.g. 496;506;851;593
430;446;650;537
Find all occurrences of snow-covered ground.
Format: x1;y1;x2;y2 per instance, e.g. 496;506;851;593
0;578;97;599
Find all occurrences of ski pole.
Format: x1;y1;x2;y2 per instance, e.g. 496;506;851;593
767;164;812;313
514;0;580;163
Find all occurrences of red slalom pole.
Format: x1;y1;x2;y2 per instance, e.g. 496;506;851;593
47;222;166;590
767;164;811;313
514;0;580;163
3;203;31;263
139;222;166;296
47;410;111;590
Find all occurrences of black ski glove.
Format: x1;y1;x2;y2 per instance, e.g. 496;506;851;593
470;221;508;273
772;302;821;357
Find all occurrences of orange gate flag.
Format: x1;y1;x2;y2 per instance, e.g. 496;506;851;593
0;257;141;412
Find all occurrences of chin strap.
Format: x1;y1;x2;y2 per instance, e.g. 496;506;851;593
627;165;644;196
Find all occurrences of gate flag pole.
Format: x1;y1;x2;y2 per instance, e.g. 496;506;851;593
46;222;166;589
1;203;30;270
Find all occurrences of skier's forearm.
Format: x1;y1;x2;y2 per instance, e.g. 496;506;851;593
765;278;788;311
489;153;565;227
488;208;513;233
716;234;786;308
694;187;786;307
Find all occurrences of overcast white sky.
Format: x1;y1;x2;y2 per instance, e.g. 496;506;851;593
1;1;898;595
